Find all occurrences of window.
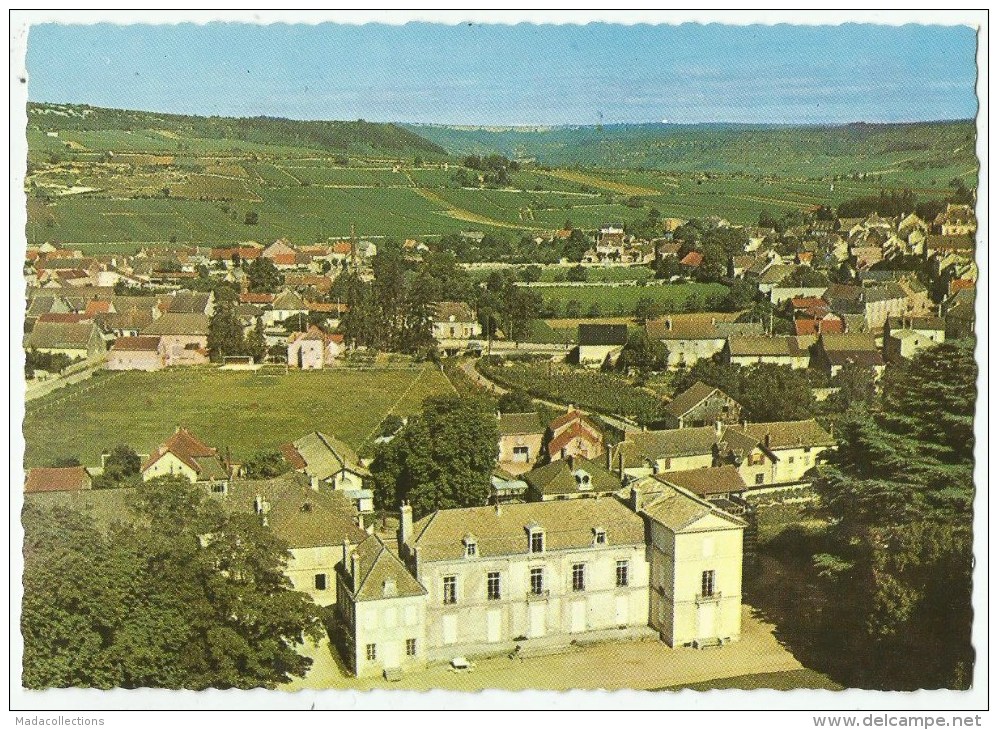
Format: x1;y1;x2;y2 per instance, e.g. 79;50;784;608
366;643;377;661
513;445;530;462
443;576;457;605
572;563;586;592
487;571;501;601
788;456;795;464
755;473;765;485
616;560;630;587
211;483;226;494
530;567;544;595
314;573;327;591
406;638;417;657
594;529;607;546
701;570;716;598
529;531;544;554
465;542;477;558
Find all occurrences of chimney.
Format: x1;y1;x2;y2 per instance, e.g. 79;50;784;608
630;486;642;512
495;501;502;517
568;454;576;471
350;551;360;579
715;420;723;439
254;494;263;514
711;317;716;326
666;317;673;331
309;475;319;492
606;447;613;472
764;432;771;449
357;513;365;531
399;503;413;546
342;537;351;566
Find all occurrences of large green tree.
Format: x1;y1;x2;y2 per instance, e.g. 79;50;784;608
371;396;500;518
207;300;246;362
246;257;285;293
22;476;323;689
810;342;977;689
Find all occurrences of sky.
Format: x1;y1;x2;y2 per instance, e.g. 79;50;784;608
25;21;978;126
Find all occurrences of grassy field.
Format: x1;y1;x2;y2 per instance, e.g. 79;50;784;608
535;282;729;317
22;365;455;468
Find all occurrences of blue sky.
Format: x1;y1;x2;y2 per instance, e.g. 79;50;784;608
26;22;978;125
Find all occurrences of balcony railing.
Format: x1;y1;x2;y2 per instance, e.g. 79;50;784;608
695;591;722;604
526;589;551;601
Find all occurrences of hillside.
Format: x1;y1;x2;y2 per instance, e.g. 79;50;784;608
407;121;978;181
29;102;447;158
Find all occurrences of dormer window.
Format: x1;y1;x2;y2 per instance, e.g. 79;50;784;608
593;528;607;546
574;469;592;491
463;533;477;558
526;523;545;553
383;578;397;598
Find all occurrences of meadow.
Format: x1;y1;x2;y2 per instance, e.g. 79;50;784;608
22;365;455;468
533;282;730;317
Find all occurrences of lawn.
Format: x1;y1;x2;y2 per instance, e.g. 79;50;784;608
22;365;454;468
535;282;729;317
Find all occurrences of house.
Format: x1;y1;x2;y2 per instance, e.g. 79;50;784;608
106;336;165;371
287;326;345;369
679;251;703;271
334;534;429;678
24;321;107;360
24;466;92;494
280;431;370;508
860;283;908;330
722;335;812;369
261;239;299;268
141;313;210;366
393;498;652;663
812;332;885;378
646;316;764;370
661;381;742;429
142;427;231;492
497;412;546;475
933;203;976;236
794;313;845;337
637;485;746;647
220;473;368;607
522;455;622;502
723;420;836;487
166;291;214;316
644;465;747;501
943;288;976;339
544;408;605;463
884;316;946;362
431;302;482;353
575;324;628;368
490;468;530;505
264;290;309;328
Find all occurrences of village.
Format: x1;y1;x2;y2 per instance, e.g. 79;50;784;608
21;196;977;688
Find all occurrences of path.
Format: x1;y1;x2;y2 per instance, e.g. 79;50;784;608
25;359;109;404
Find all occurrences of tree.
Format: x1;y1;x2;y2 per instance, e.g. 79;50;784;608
739;364;815;422
807;342;976;689
243;449;290;479
95;444;141;488
370;396;500;518
633;297;663;324
246;257;284;293
245;319;267;363
497;389;534;414
781;266;830;288
721;279;758;311
564;300;582;319
207;301;245;362
22;476;323;689
244;211;259;225
617;330;669;373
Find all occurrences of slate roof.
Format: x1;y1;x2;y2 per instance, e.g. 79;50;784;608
271;290;308;311
646;316;762;341
577;323;628;347
221;473;367;549
25;321;100;350
110;336;161;352
819;332;879;352
617;427;719;467
24;466;89;494
432;301;476;322
727;419;836;450
142;313;210;336
523;457;621;497
166;292;211;314
498;412;545;436
343;535;426;602
410;498;644;561
652;465;747;497
886;316;945;332
283;431;364;481
664;381;728;418
641;485;745;532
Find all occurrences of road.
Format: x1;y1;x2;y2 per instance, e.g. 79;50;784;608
24;357;107;403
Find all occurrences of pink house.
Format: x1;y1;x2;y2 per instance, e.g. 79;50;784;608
140;313;210;367
106;336;165;371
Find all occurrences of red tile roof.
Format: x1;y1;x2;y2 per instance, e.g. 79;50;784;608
680;251;703;267
795;318;844;336
36;312;91;324
546;421;601;458
84;300;111;316
25;466;89;493
239;293;275;305
110;336;161;352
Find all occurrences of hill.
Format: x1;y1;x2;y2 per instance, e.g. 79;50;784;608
407;121;978;180
29;102;447;158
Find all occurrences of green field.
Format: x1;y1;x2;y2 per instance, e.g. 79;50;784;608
22;365;455;468
533;282;729;317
